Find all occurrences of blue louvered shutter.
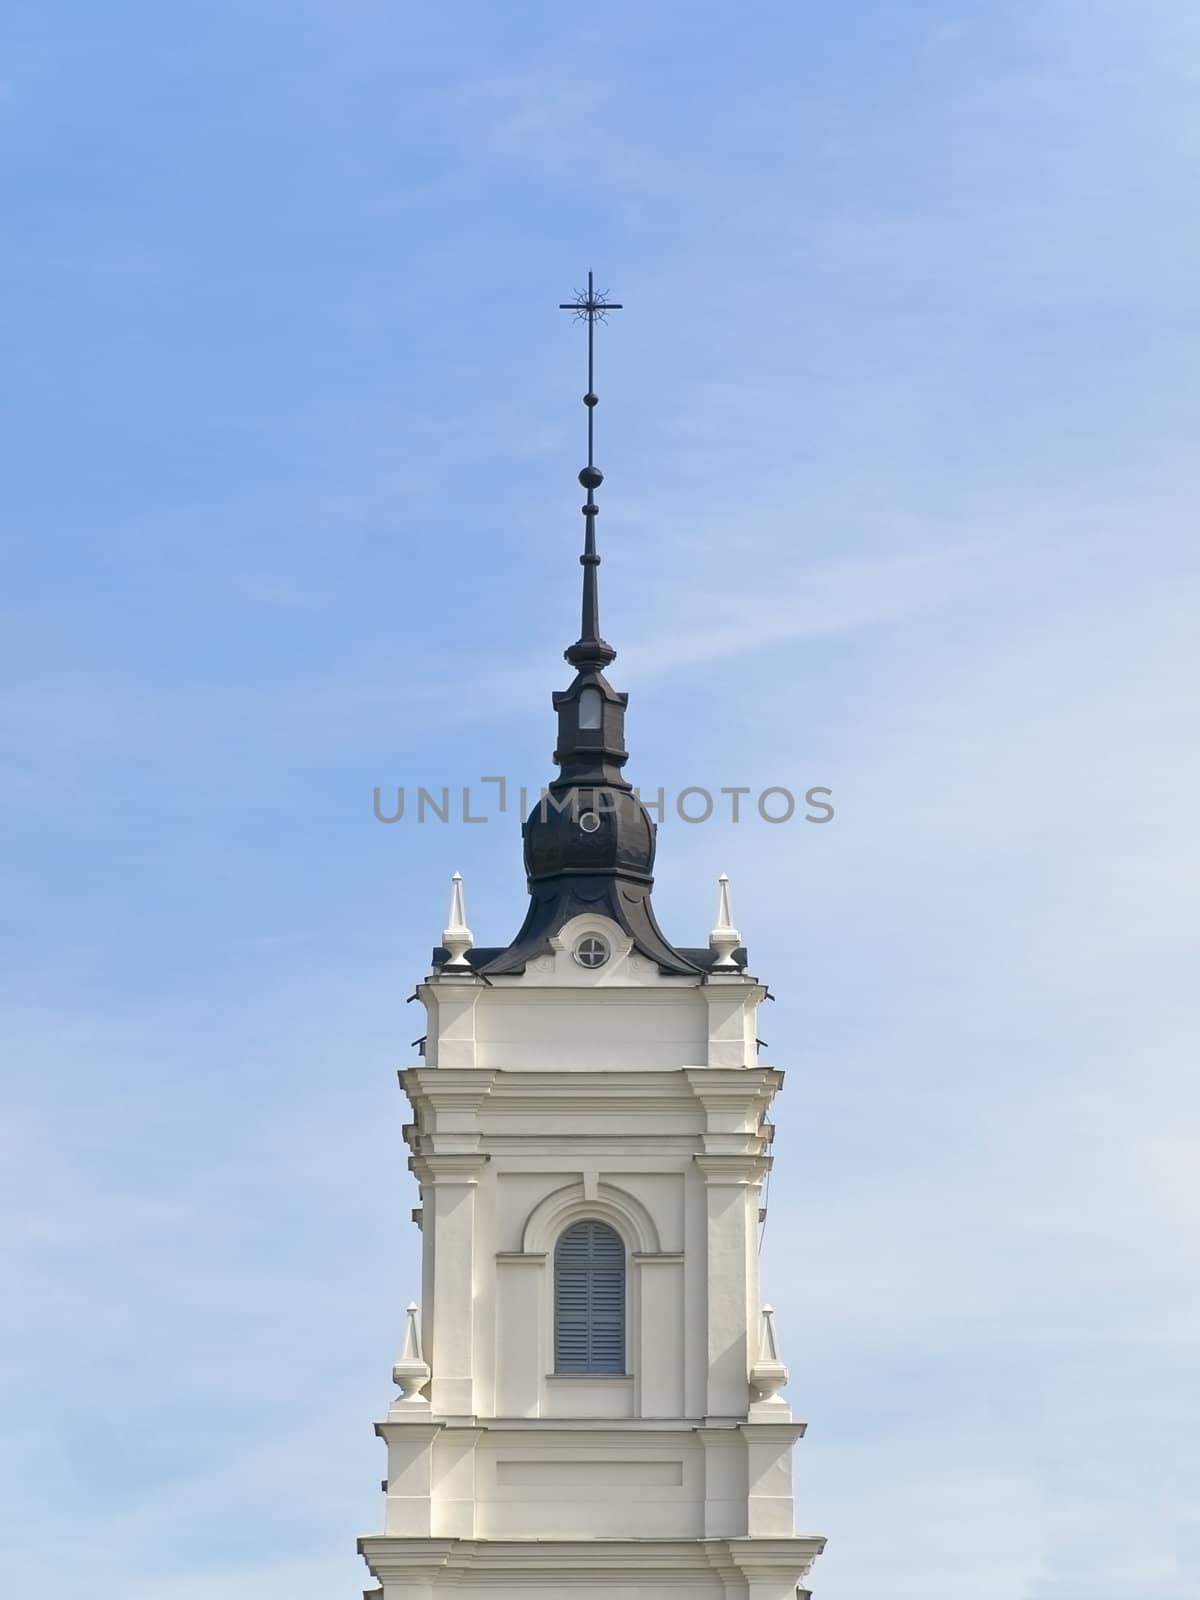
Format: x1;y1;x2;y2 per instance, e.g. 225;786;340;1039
554;1221;626;1374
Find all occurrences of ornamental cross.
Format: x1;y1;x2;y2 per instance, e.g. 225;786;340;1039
559;271;622;466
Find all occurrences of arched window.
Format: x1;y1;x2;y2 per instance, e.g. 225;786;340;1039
554;1220;626;1374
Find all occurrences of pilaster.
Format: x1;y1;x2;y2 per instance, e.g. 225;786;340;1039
633;1251;686;1417
702;973;764;1069
431;1425;484;1537
419;977;483;1069
698;1424;749;1536
695;1153;769;1418
740;1420;807;1535
493;1251;545;1416
412;1152;489;1417
377;1422;440;1536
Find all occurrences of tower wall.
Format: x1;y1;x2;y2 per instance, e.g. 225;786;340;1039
359;914;824;1596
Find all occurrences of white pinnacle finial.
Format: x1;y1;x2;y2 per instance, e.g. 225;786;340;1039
441;871;474;969
760;1303;780;1361
749;1304;790;1408
709;872;741;969
391;1302;431;1402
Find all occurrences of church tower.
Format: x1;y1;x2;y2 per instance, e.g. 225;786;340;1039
358;278;826;1600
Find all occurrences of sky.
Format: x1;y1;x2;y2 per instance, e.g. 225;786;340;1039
1;1;1198;1596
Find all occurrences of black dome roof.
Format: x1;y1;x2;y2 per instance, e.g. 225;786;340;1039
524;784;655;883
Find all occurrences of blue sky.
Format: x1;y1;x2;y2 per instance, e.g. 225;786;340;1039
2;2;1198;1595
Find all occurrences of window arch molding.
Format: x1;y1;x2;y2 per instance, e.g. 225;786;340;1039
520;1179;660;1258
547;914;633;963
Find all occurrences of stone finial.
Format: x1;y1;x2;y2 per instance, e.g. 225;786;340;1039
749;1304;789;1407
708;872;741;970
441;871;474;969
391;1303;431;1402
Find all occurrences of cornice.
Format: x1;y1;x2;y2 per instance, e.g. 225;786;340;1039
479;1099;702;1119
693;1152;772;1184
360;1534;826;1583
401;1068;498;1107
463;985;700;1005
408;1152;490;1183
488;1068;697;1093
719;1534;827;1580
421;1418;698;1435
684;1066;784;1101
374;1420;442;1444
474;1134;700;1153
736;1419;809;1443
403;1067;719;1120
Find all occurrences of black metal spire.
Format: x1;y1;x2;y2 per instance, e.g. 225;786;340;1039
559;271;622;670
474;275;702;978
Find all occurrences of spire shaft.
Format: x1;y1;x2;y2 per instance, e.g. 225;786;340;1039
559;271;621;670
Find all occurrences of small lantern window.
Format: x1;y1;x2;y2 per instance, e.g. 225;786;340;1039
578;687;603;730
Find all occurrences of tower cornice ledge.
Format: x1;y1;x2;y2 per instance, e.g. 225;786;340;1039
693;1152;772;1184
408;1151;490;1183
685;1068;784;1140
359;1533;827;1584
425;1067;717;1115
685;1066;784;1104
374;1419;442;1444
400;1068;498;1109
736;1419;809;1442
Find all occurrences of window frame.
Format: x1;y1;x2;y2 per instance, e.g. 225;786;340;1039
552;1218;628;1376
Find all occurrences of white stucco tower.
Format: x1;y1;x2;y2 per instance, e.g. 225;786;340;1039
358;279;825;1600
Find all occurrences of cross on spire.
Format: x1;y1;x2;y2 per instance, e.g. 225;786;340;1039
559;271;622;671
